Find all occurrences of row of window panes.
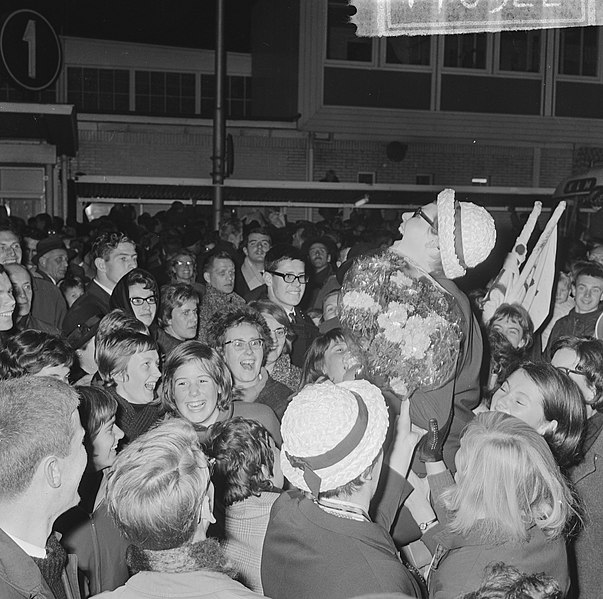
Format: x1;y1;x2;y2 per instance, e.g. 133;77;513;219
327;2;598;76
66;68;252;116
0;79;57;102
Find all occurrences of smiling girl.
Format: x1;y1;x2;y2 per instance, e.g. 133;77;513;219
96;329;163;443
160;341;281;446
57;386;130;595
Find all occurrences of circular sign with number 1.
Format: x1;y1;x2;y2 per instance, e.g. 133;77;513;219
0;9;62;91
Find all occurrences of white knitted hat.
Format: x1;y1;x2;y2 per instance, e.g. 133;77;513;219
437;188;496;279
281;379;389;496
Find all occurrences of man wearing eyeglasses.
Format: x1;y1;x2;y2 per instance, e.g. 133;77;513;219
245;244;318;368
236;227;272;298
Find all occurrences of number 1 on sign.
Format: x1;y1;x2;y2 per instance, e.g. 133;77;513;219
23;19;36;79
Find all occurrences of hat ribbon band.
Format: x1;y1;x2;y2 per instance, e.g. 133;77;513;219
453;200;468;270
285;390;369;497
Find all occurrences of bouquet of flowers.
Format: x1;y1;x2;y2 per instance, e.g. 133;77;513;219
339;250;463;399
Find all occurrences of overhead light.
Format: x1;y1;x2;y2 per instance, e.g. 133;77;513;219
472;177;489;186
355;194;370;207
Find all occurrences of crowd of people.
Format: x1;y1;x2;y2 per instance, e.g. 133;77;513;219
0;197;602;599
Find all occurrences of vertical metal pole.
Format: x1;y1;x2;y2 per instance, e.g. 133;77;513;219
60;155;68;220
212;0;226;231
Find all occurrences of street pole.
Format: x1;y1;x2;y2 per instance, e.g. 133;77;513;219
212;0;226;232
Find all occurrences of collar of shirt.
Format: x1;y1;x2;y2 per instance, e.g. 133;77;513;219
4;531;46;558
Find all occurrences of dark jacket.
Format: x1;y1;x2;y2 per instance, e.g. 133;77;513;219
261;486;421;599
31;272;67;332
63;281;110;335
569;414;603;599
58;498;130;596
546;308;603;358
424;471;569;599
244;285;319;368
0;529;81;599
409;276;482;474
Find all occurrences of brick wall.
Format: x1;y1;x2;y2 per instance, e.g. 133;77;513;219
75;124;308;180
313;140;541;187
75;121;576;190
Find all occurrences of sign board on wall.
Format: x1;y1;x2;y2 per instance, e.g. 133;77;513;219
350;0;602;36
0;9;62;91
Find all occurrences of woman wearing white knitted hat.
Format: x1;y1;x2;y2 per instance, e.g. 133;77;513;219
261;380;423;599
389;189;496;475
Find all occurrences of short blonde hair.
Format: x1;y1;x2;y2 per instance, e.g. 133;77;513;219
105;419;211;550
441;411;577;544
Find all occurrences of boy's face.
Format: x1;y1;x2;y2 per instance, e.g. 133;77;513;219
555;274;571;304
491;316;525;349
573;275;603;314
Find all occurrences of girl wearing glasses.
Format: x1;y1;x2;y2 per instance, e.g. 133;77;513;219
160;340;281;446
110;268;159;332
207;305;293;421
249;299;301;390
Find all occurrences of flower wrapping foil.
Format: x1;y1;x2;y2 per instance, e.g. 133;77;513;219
340;250;462;399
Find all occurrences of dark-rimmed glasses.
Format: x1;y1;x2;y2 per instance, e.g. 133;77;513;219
555;365;585;377
413;207;435;228
130;296;157;306
267;271;309;285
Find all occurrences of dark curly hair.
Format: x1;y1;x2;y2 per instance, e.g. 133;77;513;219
0;329;74;379
205;417;274;506
206;305;272;366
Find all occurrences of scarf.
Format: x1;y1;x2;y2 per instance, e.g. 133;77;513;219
127;538;237;579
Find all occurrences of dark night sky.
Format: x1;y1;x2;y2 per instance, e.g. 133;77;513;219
2;0;256;52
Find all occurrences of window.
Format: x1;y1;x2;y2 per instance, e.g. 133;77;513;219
67;67;129;113
0;79;56;103
499;31;541;73
135;71;195;116
327;0;373;62
444;34;487;69
386;37;431;66
200;75;252;118
559;27;598;76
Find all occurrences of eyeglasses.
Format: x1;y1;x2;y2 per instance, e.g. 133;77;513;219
267;271;310;285
413;207;435;228
271;327;287;339
555;365;586;377
130;296;157;306
224;338;264;351
248;240;271;249
175;260;194;267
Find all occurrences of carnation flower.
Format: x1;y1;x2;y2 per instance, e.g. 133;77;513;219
339;249;462;401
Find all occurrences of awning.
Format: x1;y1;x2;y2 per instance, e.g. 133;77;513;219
75;176;556;209
0;102;78;156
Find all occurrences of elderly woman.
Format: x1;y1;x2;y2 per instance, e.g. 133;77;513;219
249;298;301;390
422;411;577;599
110;268;159;332
205;417;283;594
160;340;281;446
167;250;204;295
157;283;199;357
207;305;292;421
98;419;262;599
